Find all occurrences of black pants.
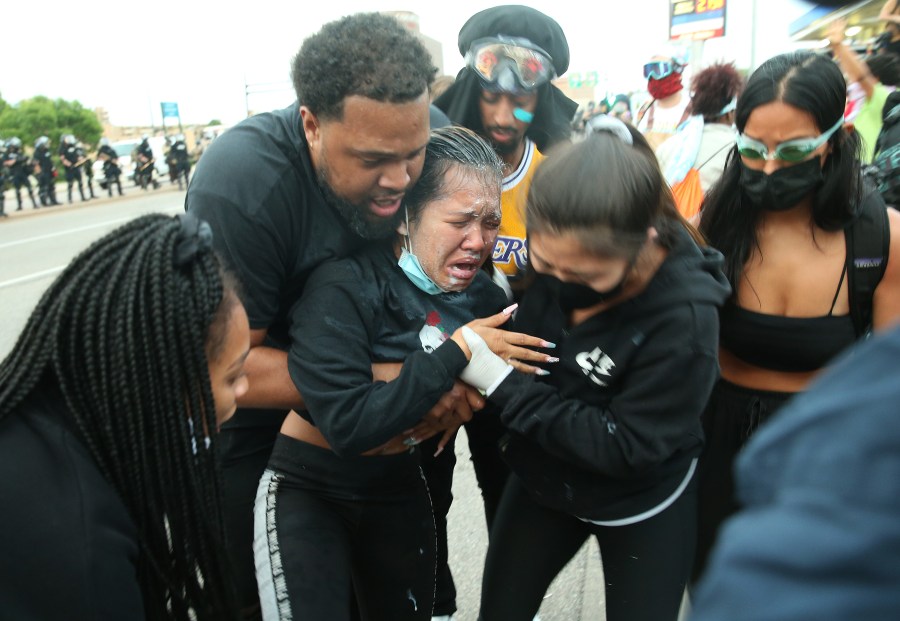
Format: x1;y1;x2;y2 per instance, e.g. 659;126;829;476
419;407;510;617
106;174;124;197
480;475;696;621
254;434;435;621
12;175;37;209
693;379;794;584
37;171;58;206
218;416;285;620
65;167;85;202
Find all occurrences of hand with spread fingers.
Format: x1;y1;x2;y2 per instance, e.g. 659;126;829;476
456;304;558;375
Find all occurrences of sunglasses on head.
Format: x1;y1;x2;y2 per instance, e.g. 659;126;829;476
465;36;556;92
736;116;844;163
643;60;682;80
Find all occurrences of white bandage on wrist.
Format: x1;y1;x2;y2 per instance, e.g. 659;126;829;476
458;326;514;396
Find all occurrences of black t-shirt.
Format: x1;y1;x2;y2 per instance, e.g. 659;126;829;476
136;141;153;160
186;103;367;428
0;387;144;619
60;145;80;167
34;146;53;173
288;243;508;456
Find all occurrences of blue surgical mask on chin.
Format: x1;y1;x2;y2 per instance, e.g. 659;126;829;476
398;210;446;295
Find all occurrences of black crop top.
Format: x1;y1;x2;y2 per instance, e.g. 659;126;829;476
719;303;858;373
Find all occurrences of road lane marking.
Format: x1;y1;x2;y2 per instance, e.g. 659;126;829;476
0;265;66;289
0;206;183;250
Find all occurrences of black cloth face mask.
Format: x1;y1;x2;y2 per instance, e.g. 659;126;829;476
556;268;630;312
739;158;824;212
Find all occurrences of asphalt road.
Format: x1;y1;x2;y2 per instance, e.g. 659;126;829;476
0;181;612;620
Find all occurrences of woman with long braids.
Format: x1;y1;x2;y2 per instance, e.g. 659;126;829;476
0;213;251;620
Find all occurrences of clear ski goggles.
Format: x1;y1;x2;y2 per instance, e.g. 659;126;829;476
643;60;683;80
465;36;556;92
736;116;844;163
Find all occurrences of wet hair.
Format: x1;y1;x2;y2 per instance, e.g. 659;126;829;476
0;214;241;620
699;50;863;288
689;62;744;121
404;126;503;223
526;123;700;259
292;12;436;120
867;52;900;87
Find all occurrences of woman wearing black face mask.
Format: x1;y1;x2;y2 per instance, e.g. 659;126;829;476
693;50;900;584
441;119;731;621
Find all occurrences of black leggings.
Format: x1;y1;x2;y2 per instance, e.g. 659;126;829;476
254;434;435;621
419;407;510;616
480;475;696;621
693;379;794;584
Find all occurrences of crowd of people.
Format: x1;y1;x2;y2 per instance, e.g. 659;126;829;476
1;4;899;621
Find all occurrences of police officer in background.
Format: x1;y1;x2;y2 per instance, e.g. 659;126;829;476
59;134;88;203
135;134;159;190
77;141;96;200
33;136;61;207
0;141;8;217
166;134;191;190
97;137;124;197
2;137;39;211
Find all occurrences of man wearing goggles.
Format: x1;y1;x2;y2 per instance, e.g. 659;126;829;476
431;6;577;621
465;36;556;93
643;59;684;80
636;51;692;151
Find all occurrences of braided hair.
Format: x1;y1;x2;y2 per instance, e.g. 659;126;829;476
0;213;239;620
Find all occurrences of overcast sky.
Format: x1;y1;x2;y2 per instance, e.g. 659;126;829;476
3;1;820;128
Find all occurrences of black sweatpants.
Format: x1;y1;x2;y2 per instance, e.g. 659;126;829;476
218;414;285;620
419;407;510;617
480;475;697;621
693;379;794;584
254;434;436;621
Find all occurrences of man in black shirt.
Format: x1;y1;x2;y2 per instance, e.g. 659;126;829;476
6;137;39;211
33;136;60;207
186;12;479;619
166;134;191;189
97;138;124;197
135;135;158;190
59;134;88;203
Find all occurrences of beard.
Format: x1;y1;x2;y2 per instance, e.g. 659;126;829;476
481;127;522;157
316;163;400;240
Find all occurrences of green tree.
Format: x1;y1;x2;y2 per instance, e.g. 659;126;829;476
207;119;222;126
0;95;102;151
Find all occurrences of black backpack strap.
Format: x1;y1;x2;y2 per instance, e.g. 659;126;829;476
846;190;890;337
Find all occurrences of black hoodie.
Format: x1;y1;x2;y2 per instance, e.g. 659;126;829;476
488;226;731;521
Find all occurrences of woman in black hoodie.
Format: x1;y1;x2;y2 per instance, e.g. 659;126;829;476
442;118;731;621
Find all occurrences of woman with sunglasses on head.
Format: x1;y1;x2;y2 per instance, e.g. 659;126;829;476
443;118;730;621
0;213;251;620
693;50;900;583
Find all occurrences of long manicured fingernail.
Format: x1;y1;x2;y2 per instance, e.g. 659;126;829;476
535;369;551;376
502;303;518;315
433;446;444;457
546;356;559;363
541;340;557;348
